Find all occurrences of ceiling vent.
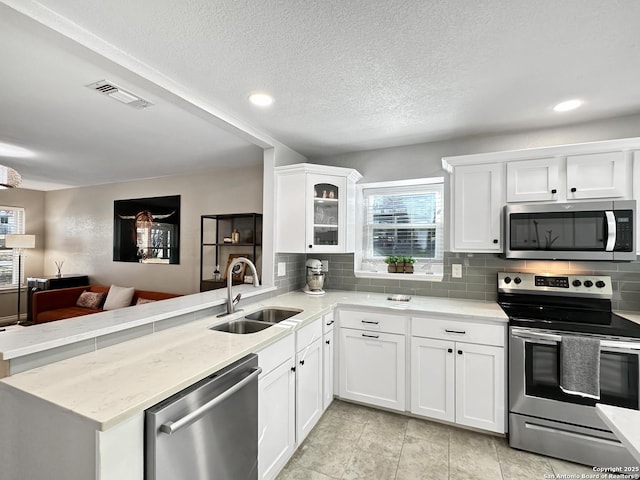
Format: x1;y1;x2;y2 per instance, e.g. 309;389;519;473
86;80;153;109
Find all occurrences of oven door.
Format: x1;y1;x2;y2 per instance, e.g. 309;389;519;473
510;327;640;429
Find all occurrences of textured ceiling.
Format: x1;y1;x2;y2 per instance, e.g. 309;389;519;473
2;0;640;188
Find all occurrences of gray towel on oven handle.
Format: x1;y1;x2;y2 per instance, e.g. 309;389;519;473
559;335;601;399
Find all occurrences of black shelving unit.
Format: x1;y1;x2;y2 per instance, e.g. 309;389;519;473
200;213;263;292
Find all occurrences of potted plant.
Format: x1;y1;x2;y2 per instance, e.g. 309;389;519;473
403;256;416;273
384;255;398;273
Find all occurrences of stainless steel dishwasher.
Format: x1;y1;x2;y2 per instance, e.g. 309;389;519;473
145;354;261;480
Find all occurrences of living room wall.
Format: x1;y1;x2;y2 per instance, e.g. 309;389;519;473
44;160;263;295
0;188;46;321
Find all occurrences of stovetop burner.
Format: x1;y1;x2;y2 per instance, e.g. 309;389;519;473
497;272;640;338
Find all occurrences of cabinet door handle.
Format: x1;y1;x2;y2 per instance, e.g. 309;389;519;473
361;320;379;324
493;239;499;244
299;359;305;366
362;333;379;339
325;340;331;345
291;366;296;372
326;320;334;326
551;189;557;194
571;187;577;193
447;348;453;353
445;329;466;335
308;245;313;249
458;350;463;355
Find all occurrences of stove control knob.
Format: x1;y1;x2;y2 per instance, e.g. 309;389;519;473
584;280;594;288
595;280;606;288
514;277;522;285
504;276;512;284
572;280;582;287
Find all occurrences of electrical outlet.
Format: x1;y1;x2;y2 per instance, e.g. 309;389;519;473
321;260;329;271
277;262;286;276
452;264;463;278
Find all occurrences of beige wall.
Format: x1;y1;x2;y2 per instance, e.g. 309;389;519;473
44;162;263;295
0;188;46;319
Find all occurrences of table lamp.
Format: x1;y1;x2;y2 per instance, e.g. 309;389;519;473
5;234;36;325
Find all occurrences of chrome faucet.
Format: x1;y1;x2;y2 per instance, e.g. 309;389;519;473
224;257;260;316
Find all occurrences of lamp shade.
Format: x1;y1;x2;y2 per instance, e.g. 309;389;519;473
0;166;22;189
5;234;36;249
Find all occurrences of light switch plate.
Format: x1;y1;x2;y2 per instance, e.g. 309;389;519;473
277;262;286;276
452;264;462;278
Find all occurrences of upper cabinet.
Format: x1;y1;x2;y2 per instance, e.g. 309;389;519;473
452;163;504;252
275;164;362;254
566;151;629;200
506;157;560;202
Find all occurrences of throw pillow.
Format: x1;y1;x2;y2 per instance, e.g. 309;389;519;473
103;285;136;311
76;291;106;310
136;297;156;305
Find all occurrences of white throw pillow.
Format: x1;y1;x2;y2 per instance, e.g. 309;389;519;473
103;285;136;310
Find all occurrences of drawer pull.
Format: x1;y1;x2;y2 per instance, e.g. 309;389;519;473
445;329;466;335
361;320;379;325
447;348;453;353
362;333;379;339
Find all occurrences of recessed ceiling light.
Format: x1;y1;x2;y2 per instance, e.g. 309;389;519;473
553;99;583;112
248;92;274;107
0;141;34;158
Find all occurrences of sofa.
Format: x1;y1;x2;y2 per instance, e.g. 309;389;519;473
31;285;182;324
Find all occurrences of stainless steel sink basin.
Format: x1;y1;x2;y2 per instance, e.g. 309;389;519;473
210;319;272;334
244;308;303;324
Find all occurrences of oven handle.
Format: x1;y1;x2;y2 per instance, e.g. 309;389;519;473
605;211;616;252
511;328;640;352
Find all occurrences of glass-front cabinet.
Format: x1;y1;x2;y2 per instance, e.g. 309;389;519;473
307;175;345;252
276;164;362;254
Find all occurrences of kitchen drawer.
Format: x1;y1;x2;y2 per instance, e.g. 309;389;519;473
258;333;295;376
412;317;505;347
338;309;407;335
322;312;335;334
296;317;322;352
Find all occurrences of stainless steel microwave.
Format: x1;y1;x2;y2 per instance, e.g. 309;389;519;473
504;200;636;261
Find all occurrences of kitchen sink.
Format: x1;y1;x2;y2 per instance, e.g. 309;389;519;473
243;307;303;324
210;319;272;334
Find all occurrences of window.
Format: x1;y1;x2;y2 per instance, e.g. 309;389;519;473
356;178;444;278
0;207;25;287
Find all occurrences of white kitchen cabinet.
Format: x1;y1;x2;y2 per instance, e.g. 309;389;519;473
322;313;335;411
411;336;455;422
455;342;505;432
275;163;362;253
411;317;506;433
451;163;504;252
338;309;407;411
506;157;560;202
295;318;323;444
258;335;296;480
566;151;629;200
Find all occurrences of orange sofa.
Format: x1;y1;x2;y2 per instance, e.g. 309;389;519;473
32;285;181;324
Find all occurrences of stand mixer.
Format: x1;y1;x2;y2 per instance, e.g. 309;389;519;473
304;259;325;295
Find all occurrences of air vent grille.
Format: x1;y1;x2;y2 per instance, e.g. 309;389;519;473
86;80;153;109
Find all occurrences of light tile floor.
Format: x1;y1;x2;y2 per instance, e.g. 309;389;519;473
277;400;599;480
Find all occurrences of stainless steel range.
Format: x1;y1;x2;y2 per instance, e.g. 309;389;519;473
498;272;640;467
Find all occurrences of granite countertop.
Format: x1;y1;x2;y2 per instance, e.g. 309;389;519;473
596;404;640;464
0;290;508;432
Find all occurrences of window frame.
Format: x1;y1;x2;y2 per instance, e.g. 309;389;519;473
0;206;26;289
354;177;445;281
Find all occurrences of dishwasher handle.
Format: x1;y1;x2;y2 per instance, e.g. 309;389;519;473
159;366;262;435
